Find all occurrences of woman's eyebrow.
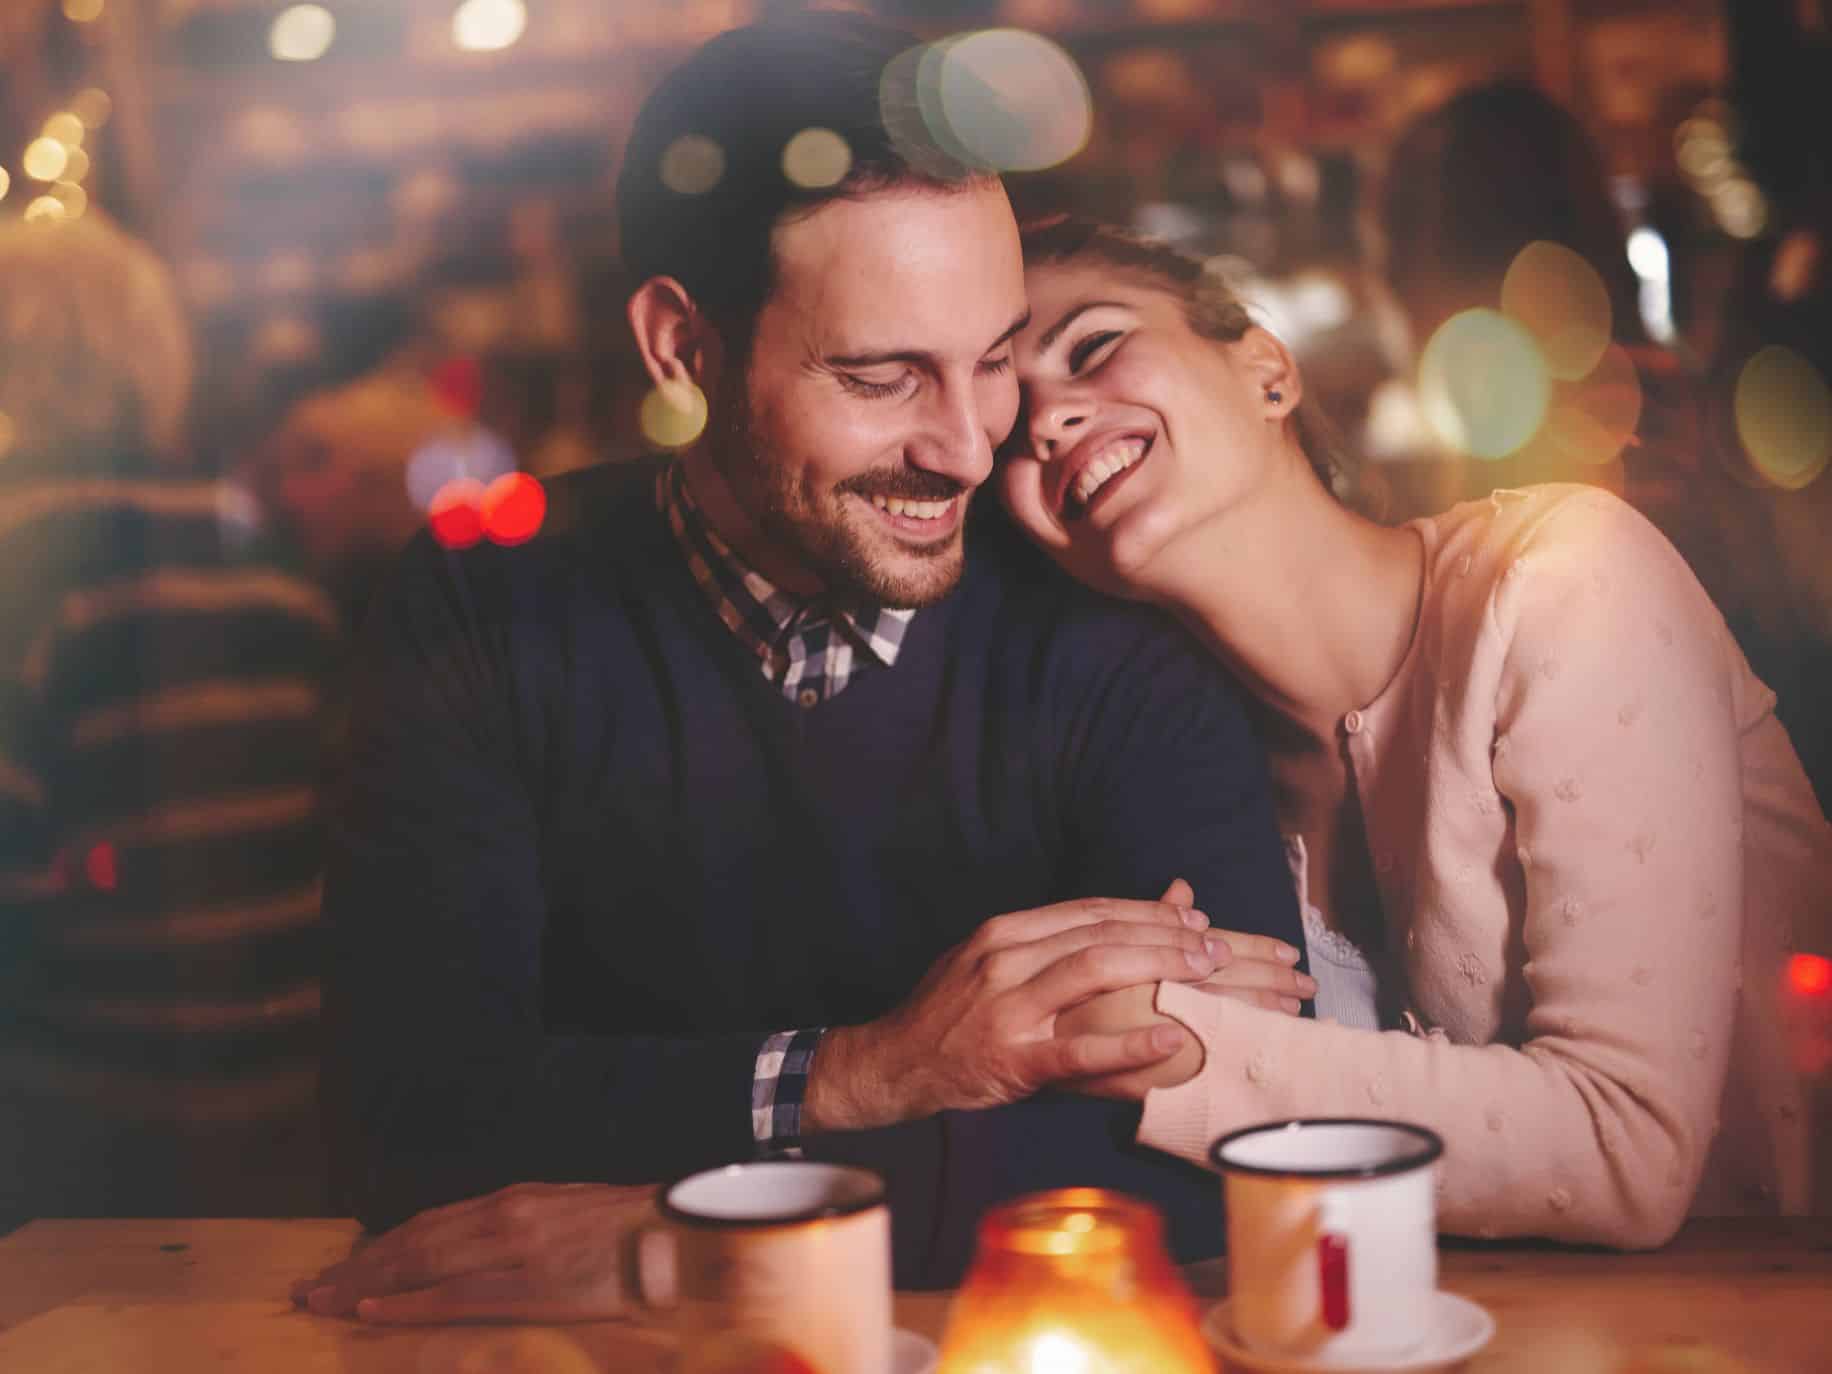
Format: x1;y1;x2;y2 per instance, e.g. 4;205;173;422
1037;300;1127;353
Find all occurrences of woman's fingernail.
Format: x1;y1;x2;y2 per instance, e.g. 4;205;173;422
1181;907;1210;930
1185;948;1213;973
1281;997;1303;1014
1205;934;1232;963
1297;974;1319;996
1152;1025;1186;1053
1277;943;1302;964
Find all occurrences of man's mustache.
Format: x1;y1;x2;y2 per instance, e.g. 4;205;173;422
836;471;973;503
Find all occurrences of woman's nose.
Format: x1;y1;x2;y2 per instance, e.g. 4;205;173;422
1028;397;1092;460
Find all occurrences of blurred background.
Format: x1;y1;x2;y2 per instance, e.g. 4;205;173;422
2;0;1829;1225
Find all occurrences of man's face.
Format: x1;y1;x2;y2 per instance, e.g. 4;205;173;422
707;180;1027;607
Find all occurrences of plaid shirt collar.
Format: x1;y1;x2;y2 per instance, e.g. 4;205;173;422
658;464;915;703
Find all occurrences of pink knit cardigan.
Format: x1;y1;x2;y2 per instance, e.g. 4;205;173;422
1138;485;1830;1247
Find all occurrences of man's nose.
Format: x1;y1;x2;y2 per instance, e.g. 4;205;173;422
914;385;998;488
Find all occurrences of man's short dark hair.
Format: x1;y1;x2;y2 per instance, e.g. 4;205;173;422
616;11;984;344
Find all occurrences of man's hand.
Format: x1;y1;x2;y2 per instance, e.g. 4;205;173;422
802;884;1229;1132
291;1182;658;1324
1056;879;1314;1102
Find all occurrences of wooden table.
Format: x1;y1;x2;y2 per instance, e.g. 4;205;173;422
0;1218;1827;1371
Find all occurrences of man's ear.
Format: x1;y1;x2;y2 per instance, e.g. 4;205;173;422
1237;326;1301;413
627;276;721;412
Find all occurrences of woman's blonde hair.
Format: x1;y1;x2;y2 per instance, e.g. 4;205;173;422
0;212;193;467
1018;215;1363;507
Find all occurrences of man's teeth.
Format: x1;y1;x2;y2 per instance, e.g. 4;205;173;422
1071;438;1146;508
869;495;954;521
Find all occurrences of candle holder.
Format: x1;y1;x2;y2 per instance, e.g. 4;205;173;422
936;1188;1212;1374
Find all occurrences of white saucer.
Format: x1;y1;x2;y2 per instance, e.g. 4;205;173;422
894;1325;940;1374
1201;1292;1495;1373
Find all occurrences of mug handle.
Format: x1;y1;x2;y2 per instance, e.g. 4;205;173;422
621;1219;679;1312
1316;1197;1350;1332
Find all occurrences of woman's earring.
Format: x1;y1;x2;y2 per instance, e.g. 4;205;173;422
1265;388;1283;406
640;379;709;450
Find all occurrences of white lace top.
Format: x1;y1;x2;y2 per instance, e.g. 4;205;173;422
1285;834;1396;1033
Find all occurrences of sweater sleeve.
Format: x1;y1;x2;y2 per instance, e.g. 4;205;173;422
1138;493;1745;1249
320;533;770;1230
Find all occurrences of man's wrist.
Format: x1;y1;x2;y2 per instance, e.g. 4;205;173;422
801;1021;905;1133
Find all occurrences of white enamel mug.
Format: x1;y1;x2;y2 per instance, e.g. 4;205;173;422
1211;1119;1444;1363
635;1161;893;1374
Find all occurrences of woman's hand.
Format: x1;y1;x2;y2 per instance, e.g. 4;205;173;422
1056;879;1314;1101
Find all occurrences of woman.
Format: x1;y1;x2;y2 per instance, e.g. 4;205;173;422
1001;217;1831;1247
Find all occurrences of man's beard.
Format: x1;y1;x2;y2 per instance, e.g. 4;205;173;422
709;377;972;609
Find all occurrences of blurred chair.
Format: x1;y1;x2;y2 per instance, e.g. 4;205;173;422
0;214;340;1229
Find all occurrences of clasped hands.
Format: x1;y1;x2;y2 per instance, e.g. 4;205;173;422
294;879;1312;1323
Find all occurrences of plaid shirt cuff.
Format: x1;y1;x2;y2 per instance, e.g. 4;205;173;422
751;1028;825;1157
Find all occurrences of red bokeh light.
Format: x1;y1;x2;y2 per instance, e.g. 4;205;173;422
430;356;483;420
1789;953;1832;998
482;472;546;546
84;841;118;892
429;477;487;549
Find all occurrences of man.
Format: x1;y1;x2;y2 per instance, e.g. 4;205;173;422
305;12;1305;1318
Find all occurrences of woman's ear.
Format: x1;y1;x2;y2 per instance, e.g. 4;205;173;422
1236;326;1301;415
626;277;721;414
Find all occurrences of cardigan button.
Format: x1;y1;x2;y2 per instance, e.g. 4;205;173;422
1343;709;1364;735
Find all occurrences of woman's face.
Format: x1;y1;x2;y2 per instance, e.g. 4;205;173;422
996;258;1289;596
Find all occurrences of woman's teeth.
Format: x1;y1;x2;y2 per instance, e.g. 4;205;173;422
1071;438;1146;509
869;495;954;521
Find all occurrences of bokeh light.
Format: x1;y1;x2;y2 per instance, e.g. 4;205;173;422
1500;241;1612;382
1417;309;1551;459
0;167;10;203
406;430;515;514
482;472;546;545
429;356;483;419
72;89;112;129
1791;954;1832;998
1531;344;1643;469
640;384;708;450
43;113;85;151
1713;180;1768;240
23;137;70;183
429;478;487;550
84;842;118;892
659;135;724;196
50;181;88;219
1734;346;1832;491
62;0;104;22
452;0;527;54
783;128;852;190
1627;227;1669;282
932;29;1092;172
23;196;67;224
269;5;336;63
62;147;91;183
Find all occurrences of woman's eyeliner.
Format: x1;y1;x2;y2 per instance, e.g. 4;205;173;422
1069;330;1121;373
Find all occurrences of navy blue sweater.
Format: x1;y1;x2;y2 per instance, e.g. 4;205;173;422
321;463;1301;1286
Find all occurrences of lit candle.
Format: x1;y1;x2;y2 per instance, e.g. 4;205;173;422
937;1189;1212;1374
